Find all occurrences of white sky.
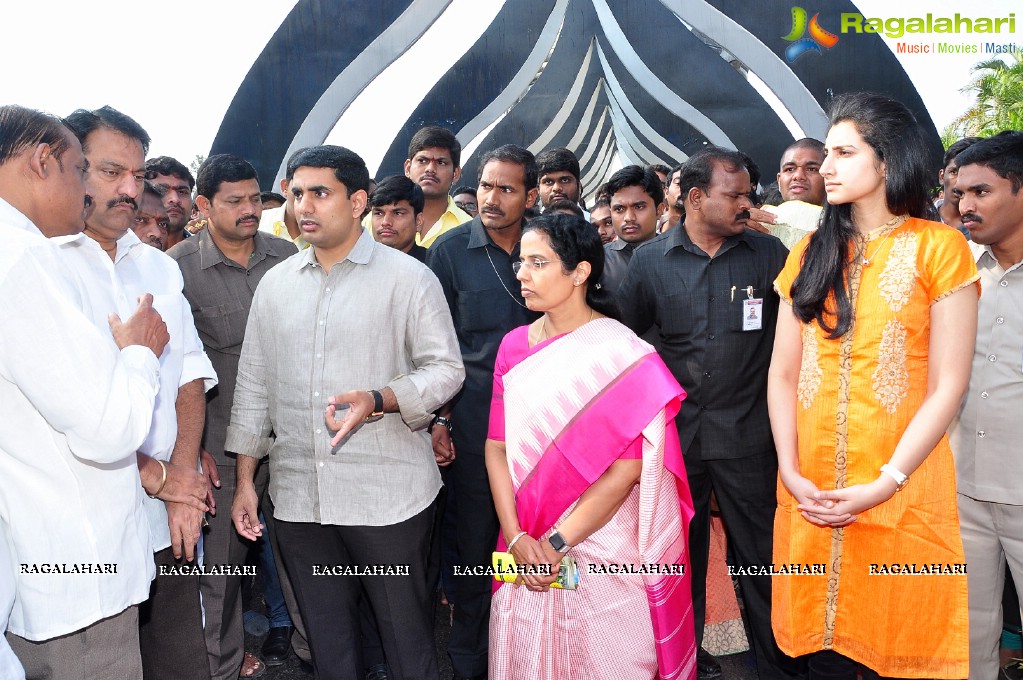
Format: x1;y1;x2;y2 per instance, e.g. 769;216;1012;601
1;0;1018;179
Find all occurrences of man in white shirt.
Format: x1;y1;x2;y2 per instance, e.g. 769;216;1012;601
0;104;169;680
62;106;217;680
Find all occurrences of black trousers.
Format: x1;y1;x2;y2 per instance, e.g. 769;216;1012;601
685;440;804;680
276;502;438;680
444;449;499;678
807;651;909;680
139;546;211;680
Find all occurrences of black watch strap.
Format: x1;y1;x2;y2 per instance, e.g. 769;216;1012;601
549;531;571;554
368;390;384;419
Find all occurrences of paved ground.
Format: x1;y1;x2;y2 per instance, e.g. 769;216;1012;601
248;596;758;679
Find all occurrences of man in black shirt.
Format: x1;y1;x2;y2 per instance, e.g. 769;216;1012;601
427;144;540;680
601;165;665;293
369;175;428;262
620;147;801;680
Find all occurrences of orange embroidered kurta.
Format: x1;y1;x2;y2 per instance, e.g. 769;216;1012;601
772;217;978;678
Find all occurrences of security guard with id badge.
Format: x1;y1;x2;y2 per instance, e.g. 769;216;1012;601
618;148;803;680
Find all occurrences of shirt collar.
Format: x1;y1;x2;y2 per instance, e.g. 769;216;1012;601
467;215;525;250
114;229;143;264
666;223;757;256
199;228;286;270
296;226;375;270
0;197;42;236
974;239;1023;273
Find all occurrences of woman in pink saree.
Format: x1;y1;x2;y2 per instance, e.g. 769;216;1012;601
485;213;697;679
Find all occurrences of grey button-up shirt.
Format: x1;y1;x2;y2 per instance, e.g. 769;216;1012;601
951;244;1023;505
168;229;297;466
225;230;464;526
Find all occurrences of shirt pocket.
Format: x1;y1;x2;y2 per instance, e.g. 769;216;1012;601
195;302;248;352
728;285;768;333
458;288;510;335
658;290;693;337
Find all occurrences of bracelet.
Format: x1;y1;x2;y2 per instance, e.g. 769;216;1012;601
506;531;528;552
880;463;909;491
147;459;168;499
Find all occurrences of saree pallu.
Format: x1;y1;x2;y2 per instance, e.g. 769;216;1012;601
488;318;696;680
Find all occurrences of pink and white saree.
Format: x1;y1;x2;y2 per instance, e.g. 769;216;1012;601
487;318;696;680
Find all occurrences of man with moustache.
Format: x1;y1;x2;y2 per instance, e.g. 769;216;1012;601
402;126;470;247
660;163;684;233
947;131;1023;680
61;106;217;680
146;156;195;251
370;175;427;262
620;147;798;680
133;181;170;250
601;165;666;293
169;154;301;680
938;136;983;236
427;144;540;680
0;104;171;680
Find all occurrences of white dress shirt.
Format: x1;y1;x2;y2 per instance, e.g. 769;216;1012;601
57;230;217;552
0;524;25;680
0;198;158;641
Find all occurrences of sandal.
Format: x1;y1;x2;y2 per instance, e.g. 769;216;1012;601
239;651;266;678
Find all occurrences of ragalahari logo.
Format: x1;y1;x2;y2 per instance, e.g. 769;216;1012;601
783;7;839;62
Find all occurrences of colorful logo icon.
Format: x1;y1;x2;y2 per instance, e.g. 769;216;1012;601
783;7;839;62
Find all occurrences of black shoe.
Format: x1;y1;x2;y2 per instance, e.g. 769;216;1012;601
260;625;294;666
697;647;722;679
366;663;391;680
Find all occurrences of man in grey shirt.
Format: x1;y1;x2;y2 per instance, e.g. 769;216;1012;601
948;131;1023;680
227;145;464;680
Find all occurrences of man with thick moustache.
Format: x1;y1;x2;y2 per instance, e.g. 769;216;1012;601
146;155;196;251
620;147;801;680
229;145;463;680
948;131;1023;680
427;144;541;680
169;153;300;679
0;104;170;680
133;181;171;250
61;105;217;680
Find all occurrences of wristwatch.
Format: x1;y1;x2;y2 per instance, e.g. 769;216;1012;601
880;463;909;491
429;414;453;433
366;390;384;421
548;530;572;554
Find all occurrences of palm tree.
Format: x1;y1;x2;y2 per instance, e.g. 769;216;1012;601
942;50;1023;146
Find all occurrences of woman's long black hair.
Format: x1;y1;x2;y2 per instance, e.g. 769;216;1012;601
524;212;620;320
790;92;934;338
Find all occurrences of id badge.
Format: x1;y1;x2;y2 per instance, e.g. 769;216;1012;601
742;298;763;331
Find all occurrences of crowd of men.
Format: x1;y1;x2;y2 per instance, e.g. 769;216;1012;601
0;100;1021;680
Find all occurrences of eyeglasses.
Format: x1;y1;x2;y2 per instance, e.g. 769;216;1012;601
512;257;555;274
455;201;478;212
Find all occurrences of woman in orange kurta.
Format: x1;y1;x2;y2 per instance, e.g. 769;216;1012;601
768;92;979;679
